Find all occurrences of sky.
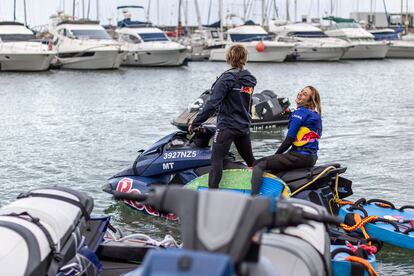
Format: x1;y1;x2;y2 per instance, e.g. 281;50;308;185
0;0;412;27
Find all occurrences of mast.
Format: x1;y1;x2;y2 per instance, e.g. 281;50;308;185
219;0;223;34
294;0;297;22
177;0;182;40
146;0;151;23
262;0;266;26
194;0;202;29
23;0;27;26
82;0;85;18
13;0;17;21
157;0;160;25
73;0;76;18
405;0;408;34
286;0;290;21
96;0;99;21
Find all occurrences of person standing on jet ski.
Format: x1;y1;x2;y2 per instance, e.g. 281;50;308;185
251;86;322;195
189;44;257;189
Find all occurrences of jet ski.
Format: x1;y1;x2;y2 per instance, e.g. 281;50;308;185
172;89;291;131
103;125;353;218
338;198;414;251
111;186;378;276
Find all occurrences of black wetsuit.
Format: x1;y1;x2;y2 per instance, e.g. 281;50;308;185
192;68;257;189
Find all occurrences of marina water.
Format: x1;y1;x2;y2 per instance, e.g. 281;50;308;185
1;60;413;274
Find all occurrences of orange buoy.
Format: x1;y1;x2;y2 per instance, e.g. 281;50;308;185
256;41;265;52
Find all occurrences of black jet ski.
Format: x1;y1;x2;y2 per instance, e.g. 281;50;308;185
111;186;379;276
172;89;291;131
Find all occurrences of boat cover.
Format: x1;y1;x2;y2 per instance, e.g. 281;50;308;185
0;187;94;276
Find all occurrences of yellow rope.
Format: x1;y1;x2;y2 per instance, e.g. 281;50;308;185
291;166;337;196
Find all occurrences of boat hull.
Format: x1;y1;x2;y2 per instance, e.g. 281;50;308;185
56;50;123;70
341;43;389;59
386;43;414;58
0;52;54;71
291;46;349;61
122;49;188;66
210;43;292;62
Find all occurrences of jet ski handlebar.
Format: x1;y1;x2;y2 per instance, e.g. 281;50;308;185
111;186;340;228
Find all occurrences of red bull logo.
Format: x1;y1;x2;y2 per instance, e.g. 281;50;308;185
116;178;178;220
240;86;253;94
293;127;320;147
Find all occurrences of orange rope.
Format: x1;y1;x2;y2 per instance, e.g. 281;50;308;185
345;256;378;276
336;199;354;205
340;216;378;232
353;213;370;240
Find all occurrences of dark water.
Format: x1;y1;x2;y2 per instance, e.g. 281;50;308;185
1;60;413;274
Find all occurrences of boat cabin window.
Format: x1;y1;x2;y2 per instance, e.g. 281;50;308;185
229;33;271;42
0;34;36;42
327;22;361;30
289;31;327;38
210;30;220;39
138;33;169;42
71;29;112;40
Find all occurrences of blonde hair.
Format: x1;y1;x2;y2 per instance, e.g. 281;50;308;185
304;86;322;115
226;44;248;69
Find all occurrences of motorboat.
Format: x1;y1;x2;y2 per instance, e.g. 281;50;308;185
369;28;414;58
0;22;55;71
115;4;188;67
184;27;226;61
323;21;389;59
209;24;294;62
270;23;351;61
52;20;123;69
117;26;188;66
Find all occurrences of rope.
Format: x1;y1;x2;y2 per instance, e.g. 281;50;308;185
334;173;354;205
340;216;378;232
291;166;337;196
344;256;378;276
353;213;370;240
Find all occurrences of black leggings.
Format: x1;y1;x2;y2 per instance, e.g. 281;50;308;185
209;128;255;189
251;151;317;195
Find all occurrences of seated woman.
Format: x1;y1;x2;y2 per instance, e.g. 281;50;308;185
251;86;322;195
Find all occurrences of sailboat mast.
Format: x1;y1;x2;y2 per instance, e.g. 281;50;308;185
219;0;223;34
262;0;266;26
147;0;151;23
73;0;76;18
96;0;99;21
13;0;17;21
286;0;290;21
194;0;202;29
23;0;27;26
177;0;182;40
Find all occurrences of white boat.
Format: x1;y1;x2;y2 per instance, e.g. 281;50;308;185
52;20;123;70
184;28;226;61
270;23;351;61
324;22;389;59
209;25;294;63
0;22;55;71
117;26;188;66
369;29;414;58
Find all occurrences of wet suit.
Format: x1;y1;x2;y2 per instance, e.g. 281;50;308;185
191;68;257;189
251;106;322;195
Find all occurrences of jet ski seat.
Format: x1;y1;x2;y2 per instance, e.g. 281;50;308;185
0;187;96;276
275;163;346;193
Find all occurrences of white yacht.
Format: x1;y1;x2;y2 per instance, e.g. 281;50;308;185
117;26;188;66
184;28;226;61
209;25;294;63
52;20;123;69
0;22;55;71
369;29;414;58
324;22;389;59
270;23;351;61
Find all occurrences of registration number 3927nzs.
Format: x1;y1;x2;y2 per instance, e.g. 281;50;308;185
163;151;197;159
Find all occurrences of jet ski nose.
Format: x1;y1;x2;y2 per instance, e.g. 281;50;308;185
102;183;114;194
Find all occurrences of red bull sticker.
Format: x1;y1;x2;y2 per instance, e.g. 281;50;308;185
116;178;178;220
240;86;253;94
293;127;320;147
